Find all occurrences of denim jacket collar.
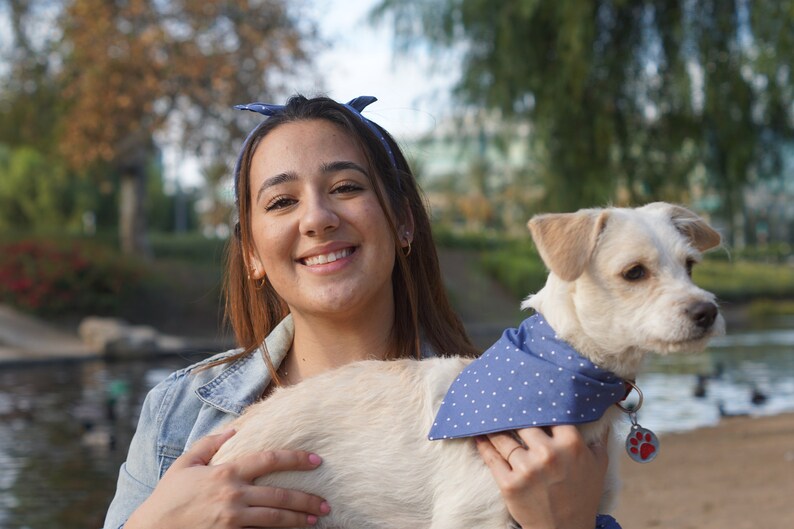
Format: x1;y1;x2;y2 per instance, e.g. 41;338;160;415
195;315;294;416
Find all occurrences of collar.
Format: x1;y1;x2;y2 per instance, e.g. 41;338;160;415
428;313;625;440
195;315;294;415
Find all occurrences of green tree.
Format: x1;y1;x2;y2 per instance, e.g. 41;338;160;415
0;144;73;232
373;0;794;244
2;0;318;255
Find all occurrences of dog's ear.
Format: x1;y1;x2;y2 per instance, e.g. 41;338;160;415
661;203;722;252
528;209;609;281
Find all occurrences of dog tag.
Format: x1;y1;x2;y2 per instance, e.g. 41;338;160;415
625;414;659;463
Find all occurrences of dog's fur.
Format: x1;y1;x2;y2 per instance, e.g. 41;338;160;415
211;202;724;529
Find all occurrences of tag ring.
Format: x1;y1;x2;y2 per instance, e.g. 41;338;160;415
615;379;643;414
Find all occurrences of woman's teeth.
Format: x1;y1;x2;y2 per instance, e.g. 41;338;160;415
303;248;353;266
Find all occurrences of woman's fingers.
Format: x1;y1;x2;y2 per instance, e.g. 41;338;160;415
243;484;331;517
479;432;526;467
236;449;323;483
239;490;331;527
173;428;237;469
238;506;319;528
477;425;611;529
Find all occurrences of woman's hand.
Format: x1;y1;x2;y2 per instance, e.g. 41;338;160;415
476;425;609;529
125;429;331;529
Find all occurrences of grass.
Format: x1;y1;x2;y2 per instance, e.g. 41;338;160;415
692;260;794;301
438;230;794;310
3;229;793;323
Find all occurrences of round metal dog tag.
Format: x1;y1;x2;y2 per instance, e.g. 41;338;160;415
625;424;660;463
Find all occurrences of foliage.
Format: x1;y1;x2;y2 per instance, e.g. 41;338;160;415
374;0;794;244
149;232;228;264
0;144;72;231
435;229;794;302
746;299;794;319
692;259;794;301
480;244;550;299
2;0;319;255
0;239;142;315
705;242;793;264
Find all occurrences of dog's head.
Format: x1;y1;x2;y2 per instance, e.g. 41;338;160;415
524;202;724;377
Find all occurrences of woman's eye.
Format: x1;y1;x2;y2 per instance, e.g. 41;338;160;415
331;182;364;194
622;264;647;281
264;196;296;211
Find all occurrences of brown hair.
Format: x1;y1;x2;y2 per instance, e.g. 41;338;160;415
221;95;477;382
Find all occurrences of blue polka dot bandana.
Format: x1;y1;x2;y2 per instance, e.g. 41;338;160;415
428;313;626;440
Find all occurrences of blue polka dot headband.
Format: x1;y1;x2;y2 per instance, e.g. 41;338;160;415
235;96;396;168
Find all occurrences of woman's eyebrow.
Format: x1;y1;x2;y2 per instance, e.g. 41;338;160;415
321;160;369;176
256;172;297;203
254;161;368;203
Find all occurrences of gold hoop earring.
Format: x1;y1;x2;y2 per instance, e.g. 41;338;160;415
403;240;412;257
254;276;267;290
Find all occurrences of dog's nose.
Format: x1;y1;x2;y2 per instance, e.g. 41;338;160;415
687;301;718;329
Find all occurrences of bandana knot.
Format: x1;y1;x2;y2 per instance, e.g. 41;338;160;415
428;313;625;440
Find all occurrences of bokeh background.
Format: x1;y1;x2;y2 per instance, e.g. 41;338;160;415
1;1;793;528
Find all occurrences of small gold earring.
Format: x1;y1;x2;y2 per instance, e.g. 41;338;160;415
403;240;412;257
254;276;267;290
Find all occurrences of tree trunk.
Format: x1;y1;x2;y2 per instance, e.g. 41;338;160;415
119;165;151;258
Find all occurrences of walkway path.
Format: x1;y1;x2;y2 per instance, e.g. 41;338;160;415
0;304;95;364
438;248;527;349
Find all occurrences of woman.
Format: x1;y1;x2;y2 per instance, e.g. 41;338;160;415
104;95;618;529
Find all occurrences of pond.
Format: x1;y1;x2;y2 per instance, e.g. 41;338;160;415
1;321;792;529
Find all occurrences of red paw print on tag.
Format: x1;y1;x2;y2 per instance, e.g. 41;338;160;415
626;427;659;463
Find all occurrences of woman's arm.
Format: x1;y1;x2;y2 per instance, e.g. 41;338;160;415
476;425;618;529
124;430;330;529
103;376;330;529
104;375;172;528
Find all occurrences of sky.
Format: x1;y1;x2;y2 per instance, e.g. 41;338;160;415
310;0;456;139
164;0;459;189
0;0;458;187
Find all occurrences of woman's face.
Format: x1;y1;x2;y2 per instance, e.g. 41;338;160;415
246;119;399;321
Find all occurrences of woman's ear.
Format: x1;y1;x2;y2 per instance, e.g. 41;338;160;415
245;250;266;280
398;208;415;248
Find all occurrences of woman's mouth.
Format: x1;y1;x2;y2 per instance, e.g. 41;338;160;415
301;247;355;266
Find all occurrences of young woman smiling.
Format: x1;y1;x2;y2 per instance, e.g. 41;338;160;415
103;95;618;529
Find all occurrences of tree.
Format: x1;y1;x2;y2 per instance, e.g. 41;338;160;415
373;0;794;244
0;144;71;231
3;0;318;255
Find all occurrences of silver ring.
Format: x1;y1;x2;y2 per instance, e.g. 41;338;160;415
615;379;644;414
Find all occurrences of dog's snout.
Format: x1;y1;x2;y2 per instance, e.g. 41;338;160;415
687;301;718;329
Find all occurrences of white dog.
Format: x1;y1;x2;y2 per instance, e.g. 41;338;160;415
211;202;724;529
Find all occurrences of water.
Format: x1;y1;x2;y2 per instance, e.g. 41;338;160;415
0;356;201;529
635;321;794;434
0;324;792;529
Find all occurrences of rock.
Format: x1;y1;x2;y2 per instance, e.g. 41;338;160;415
78;316;178;358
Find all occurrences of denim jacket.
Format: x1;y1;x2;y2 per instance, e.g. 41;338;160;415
103;316;295;529
103;314;621;529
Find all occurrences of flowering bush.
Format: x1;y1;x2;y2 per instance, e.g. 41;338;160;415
0;239;142;315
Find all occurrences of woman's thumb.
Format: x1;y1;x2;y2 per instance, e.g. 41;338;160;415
176;428;237;468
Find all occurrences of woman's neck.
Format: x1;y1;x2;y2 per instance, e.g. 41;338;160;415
281;301;396;385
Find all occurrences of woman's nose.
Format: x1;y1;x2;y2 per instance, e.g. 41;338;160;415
299;195;339;236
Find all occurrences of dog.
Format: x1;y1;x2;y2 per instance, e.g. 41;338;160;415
211;202;724;529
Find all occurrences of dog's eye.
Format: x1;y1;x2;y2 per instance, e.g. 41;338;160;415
686;259;696;277
622;264;647;281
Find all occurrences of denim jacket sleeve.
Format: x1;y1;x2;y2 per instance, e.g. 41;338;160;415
103;372;176;529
